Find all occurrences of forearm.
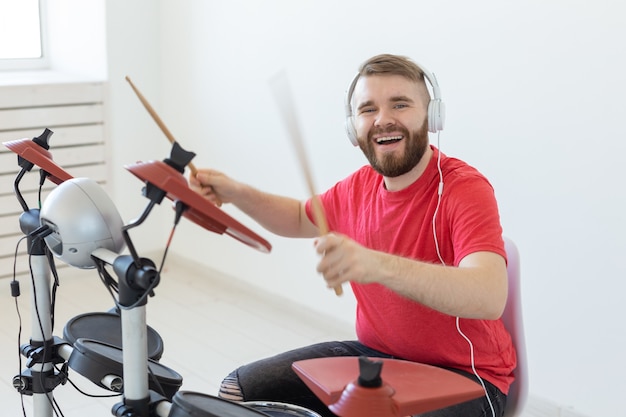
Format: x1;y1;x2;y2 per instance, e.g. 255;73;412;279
231;183;317;238
315;234;508;319
190;169;318;238
377;251;508;319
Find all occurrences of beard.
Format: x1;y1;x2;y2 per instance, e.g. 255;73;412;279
359;118;430;177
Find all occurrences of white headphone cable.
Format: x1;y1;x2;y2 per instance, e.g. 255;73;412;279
432;131;445;266
431;131;495;417
456;318;496;417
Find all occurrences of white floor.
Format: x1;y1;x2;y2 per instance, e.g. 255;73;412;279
0;254;355;416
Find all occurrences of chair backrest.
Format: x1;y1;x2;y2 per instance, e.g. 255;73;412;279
501;237;528;417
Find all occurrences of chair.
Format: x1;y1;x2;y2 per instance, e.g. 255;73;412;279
501;237;528;417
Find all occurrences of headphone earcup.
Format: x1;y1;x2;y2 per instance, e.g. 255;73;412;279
345;73;360;146
428;99;445;133
346;116;358;146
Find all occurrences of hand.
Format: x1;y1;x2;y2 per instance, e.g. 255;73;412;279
189;168;237;207
314;233;381;289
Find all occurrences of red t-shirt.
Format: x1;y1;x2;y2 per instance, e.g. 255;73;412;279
306;146;516;394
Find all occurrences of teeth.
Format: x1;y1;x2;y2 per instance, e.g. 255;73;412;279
376;135;402;143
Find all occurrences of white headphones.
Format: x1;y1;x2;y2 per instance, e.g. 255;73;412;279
344;62;445;146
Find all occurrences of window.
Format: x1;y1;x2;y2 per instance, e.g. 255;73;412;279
0;0;48;70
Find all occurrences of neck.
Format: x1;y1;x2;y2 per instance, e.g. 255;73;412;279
383;145;434;192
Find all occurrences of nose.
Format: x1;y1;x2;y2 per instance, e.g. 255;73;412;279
374;108;395;128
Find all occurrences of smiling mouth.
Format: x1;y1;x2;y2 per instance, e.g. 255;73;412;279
376;135;403;145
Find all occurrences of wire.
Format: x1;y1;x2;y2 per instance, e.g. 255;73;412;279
91;209;183;399
38;169;47;209
14;168;29;212
27;245;61;417
52;362;122;399
141;210;185;398
119;224;176;311
456;317;496;417
432;131;445;266
94;201;183;313
52;396;64;417
46;246;60;331
431;131;495;417
95;258;120;307
12;236;28;417
116;201;183;311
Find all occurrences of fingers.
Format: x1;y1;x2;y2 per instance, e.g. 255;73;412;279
314;233;342;255
189;169;224;207
315;234;351;288
202;188;223;207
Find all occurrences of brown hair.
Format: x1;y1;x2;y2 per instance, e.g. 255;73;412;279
358;54;426;84
356;54;430;104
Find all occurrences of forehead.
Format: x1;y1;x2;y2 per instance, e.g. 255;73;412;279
352;74;425;106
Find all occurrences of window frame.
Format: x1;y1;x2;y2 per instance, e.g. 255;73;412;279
0;0;50;71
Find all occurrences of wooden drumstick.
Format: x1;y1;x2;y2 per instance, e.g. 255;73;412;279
269;70;343;296
125;76;198;176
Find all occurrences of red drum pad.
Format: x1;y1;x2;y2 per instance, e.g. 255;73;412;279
292;357;484;417
125;160;271;253
3;138;73;184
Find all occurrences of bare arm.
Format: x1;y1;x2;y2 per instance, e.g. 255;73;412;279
190;169;319;238
315;234;507;319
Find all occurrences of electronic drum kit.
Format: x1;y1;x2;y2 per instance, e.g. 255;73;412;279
3;129;329;417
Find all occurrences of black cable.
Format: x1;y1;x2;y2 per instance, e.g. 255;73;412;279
27;231;67;417
46;246;60;330
52;396;64;417
95;258;122;310
52;362;122;399
12;236;28;417
38;169;47;209
27;247;54;414
117;216;180;312
14;168;29;212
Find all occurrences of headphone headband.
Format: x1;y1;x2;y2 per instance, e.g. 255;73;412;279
344;61;445;146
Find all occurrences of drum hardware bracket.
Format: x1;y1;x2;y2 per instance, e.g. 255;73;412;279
12;363;69;396
112;391;170;417
13;336;71;395
113;254;160;306
20;336;70;368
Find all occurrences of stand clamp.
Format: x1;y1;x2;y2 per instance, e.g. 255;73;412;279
13;336;71;395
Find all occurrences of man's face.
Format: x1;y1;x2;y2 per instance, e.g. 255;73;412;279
351;74;430;177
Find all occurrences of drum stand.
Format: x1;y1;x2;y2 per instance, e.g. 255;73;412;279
7;138;169;416
13;217;171;417
90;247;172;417
88;194;179;417
13;204;175;417
10;131;77;417
7;133;272;417
13;207;72;417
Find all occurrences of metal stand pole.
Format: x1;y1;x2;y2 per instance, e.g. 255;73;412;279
29;253;54;417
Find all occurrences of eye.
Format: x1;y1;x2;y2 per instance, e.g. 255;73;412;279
394;103;409;109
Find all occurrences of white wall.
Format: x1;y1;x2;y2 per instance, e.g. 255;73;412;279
104;0;173;251
46;0;107;79
104;1;626;416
